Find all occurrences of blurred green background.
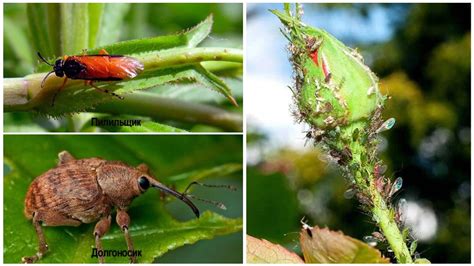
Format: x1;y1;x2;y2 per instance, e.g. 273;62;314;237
4;3;243;132
4;135;243;262
247;3;470;263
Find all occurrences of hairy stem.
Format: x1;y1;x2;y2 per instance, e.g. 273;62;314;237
4;77;242;131
139;47;243;70
371;187;413;263
4;47;242;117
92;92;242;131
347;126;413;263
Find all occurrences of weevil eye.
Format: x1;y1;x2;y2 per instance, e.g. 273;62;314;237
138;176;150;190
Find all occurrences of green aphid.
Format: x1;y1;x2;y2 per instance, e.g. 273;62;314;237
410;240;418;256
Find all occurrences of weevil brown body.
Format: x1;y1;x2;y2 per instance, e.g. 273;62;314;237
23;151;199;263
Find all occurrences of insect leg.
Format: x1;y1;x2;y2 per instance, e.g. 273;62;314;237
86;80;125;100
98;49;109;55
51;77;68;106
93;215;112;263
116;210;137;263
21;213;49;263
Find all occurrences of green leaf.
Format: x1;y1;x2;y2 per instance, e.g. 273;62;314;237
46;4;61;56
87;14;214;55
247;235;304;263
87;3;105;48
96;4;131;46
60;4;90;55
4;17;33;66
247;168;300;243
32;63;238;116
27;4;54;58
166;163;242;191
116;121;186;132
4;135;242;263
300;226;390;263
193;64;238;106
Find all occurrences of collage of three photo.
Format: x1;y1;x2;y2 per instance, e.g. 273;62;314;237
3;2;471;264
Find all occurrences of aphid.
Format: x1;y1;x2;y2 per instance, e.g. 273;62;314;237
324;115;335;126
306;37;323;66
367;86;376;96
375;118;396;134
37;49;144;106
397;198;408;223
383;178;392;198
341;147;353;162
374;163;387;177
352;128;360;142
374;175;386;194
363;235;378;247
389;177;403;198
343;187;356;199
356;192;373;207
22;151;199;263
409;240;418;256
300;217;313;238
371;231;385;242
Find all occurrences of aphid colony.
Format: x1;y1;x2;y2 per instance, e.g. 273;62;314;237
280;11;417;261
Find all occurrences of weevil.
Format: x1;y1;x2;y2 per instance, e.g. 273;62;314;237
22;151;199;263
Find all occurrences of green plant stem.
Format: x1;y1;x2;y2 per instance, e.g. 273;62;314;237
4;47;242;112
4;77;242;130
139;47;243;70
347;128;413;264
92;92;243;131
371;187;413;263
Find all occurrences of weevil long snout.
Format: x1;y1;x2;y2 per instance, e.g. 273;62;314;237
150;179;200;218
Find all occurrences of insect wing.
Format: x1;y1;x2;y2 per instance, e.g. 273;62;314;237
109;56;144;79
71;55;143;80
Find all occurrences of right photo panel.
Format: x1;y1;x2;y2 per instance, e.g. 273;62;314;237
246;3;470;264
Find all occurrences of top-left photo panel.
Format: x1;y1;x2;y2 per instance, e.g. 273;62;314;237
4;3;243;133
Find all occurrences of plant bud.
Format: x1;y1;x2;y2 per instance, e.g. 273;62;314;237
272;7;386;150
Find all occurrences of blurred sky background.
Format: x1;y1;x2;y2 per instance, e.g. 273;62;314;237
246;3;470;263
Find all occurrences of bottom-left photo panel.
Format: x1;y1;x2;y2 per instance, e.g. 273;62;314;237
4;135;243;263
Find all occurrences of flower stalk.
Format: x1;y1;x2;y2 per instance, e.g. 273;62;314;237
272;4;427;263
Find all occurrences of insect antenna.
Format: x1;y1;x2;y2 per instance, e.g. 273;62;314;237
37;52;56;88
41;71;55;88
37;52;54;67
183;181;237;194
182;181;236;211
185;194;227;210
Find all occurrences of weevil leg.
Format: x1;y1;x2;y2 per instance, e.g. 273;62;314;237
94;215;112;264
21;213;48;263
51;77;68;106
116;210;136;263
85;80;124;100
